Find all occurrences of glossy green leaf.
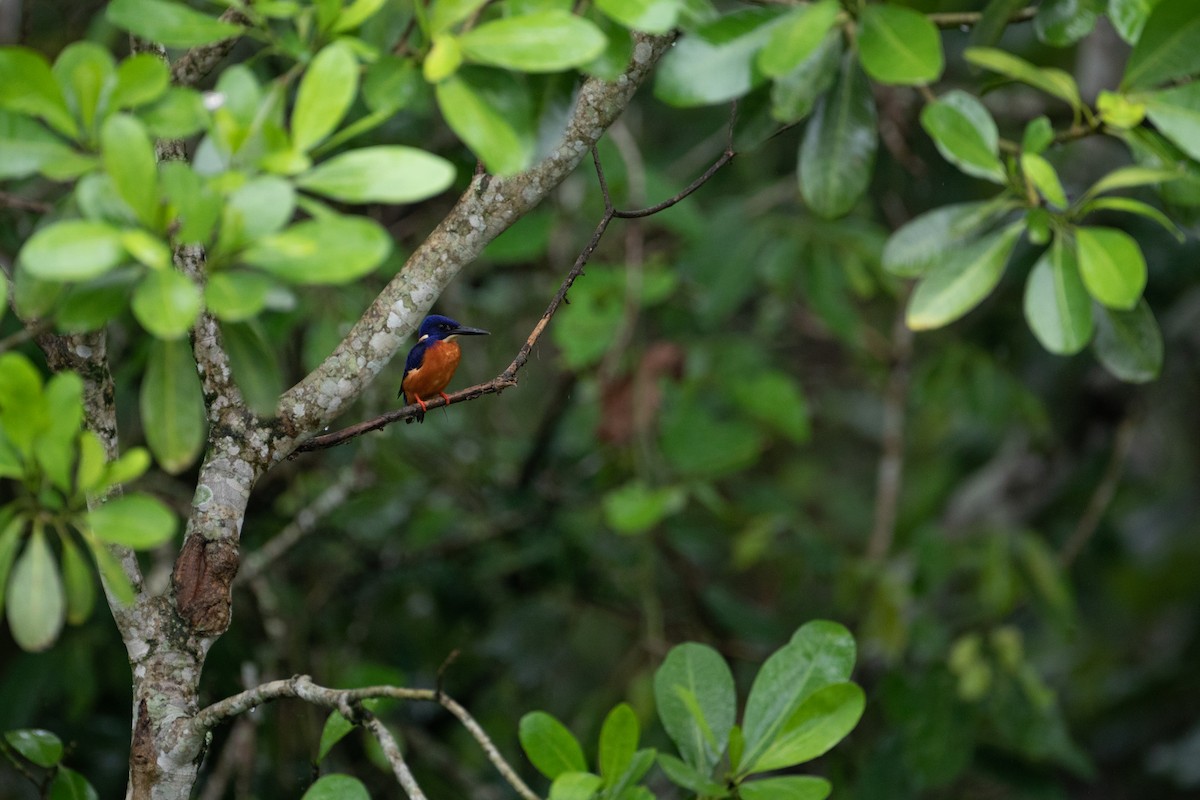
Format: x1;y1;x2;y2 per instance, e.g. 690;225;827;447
1093;299;1163;383
920;90;1004;183
596;0;684;35
653;642;735;772
548;772;603;800
906;222;1023;330
655;9;786;107
106;0;245;48
19;220;127;281
1024;237;1094;355
74;432;107;492
1082;165;1182;199
292;42;359;152
1108;0;1159;44
770;31;841;123
656;753;729;796
969;0;1030;49
205;271;274;322
800;56;877;218
424;34;463;82
1075;226;1146;309
49;766;99;800
317;711;354;761
121;229;172;271
430;0;491;34
300;774;370;800
1022;153;1067;207
4;728;64;767
37;372;84;492
741;620;856;774
0;47;77;137
297;146;455;204
748;682;865;772
111;54;169;110
602;481;686;535
0;110;87;180
436;73;533;175
757;0;839;78
883;199;1014;278
100;115;159;228
739;776;831;800
1022;116;1054;155
243;216;392;285
7;529;65;652
1034;0;1103;46
52;43;114;134
858;4;943;85
132;270;202;339
102;447;152;490
88;540;135;605
459;11;606;72
1083;196;1184;240
87;494;177;549
1143;82;1200;161
141;337;206;474
60;535;95;625
519;711;588;779
965;47;1081;109
599;703;638;780
1122;0;1200;89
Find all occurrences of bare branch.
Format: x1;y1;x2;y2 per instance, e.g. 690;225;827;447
358;711;428;800
1060;417;1136;567
169;7;250;87
866;289;914;562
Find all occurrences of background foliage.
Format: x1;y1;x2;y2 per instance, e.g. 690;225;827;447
2;0;1200;798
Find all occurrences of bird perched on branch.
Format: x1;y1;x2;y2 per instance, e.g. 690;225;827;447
399;315;489;423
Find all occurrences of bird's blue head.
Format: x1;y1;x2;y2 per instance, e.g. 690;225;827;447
417;315;490;343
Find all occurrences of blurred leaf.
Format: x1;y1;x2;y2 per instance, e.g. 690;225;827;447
603;482;686;535
1023;237;1094;355
6;529;65;652
317;711;354;761
1121;0;1200;89
857;4;943;85
800;55;877;218
1034;0;1102;46
549;771;604;800
49;766;99;800
1074;226;1146;309
969;0;1030;49
363;56;421;114
121;229;172;271
430;0;490;34
333;0;387;31
599;703;638;781
424;34;463;82
748;682;864;772
965;47;1081;109
132;270;202;339
1093;299;1163;382
0;47;78;137
436;71;533;176
205;271;274;322
1022;116;1054;154
656;753;729;796
906;223;1023;330
88;540;135;605
596;0;683;34
138;87;208;139
51;43;113;135
1083;196;1183;240
74;433;107;492
222;321;284;416
770;31;840;123
0;111;89;180
730;371;809;443
653;642;735;773
301;774;370;800
19;220;126;282
292;42;359;152
4;728;64;767
1143;82;1200;161
297;146;455;204
87;494;177;549
757;0;839;78
102;448;152;490
1109;0;1158;44
883;199;1014;278
739;776;831;800
0;515;24;617
111;54;169;110
459;11;606;72
160;162;219;244
1022;153;1067;207
243;216;392;285
660;393;765;478
519;711;588;779
106;0;245;48
655;9;786;107
59;535;95;625
920;90;1005;183
141;337;206;474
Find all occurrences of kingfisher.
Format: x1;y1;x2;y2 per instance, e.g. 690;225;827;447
399;314;489;423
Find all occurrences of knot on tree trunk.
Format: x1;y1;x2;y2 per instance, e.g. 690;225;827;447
172;534;240;635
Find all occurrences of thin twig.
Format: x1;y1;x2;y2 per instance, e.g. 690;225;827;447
0;191;53;213
359;710;428;800
927;6;1037;28
866;288;914;562
1060;418;1136;567
0;318;52;353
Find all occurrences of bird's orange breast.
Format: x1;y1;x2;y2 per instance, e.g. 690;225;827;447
402;340;463;402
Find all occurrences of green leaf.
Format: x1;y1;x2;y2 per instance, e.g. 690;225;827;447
653;642;735;773
6;529;65;652
0;110;89;180
141;337;206;474
111;54;170;110
595;0;684;35
655;9;786;107
906;222;1023;330
436;72;533;176
317;711;354;761
106;0;245;48
969;0;1030;50
459;11;607;72
656;753;729;796
1094;299;1163;382
297;146;456;204
243;216;392;285
770;31;841;123
549;772;605;800
56;270;138;333
883;199;1014;278
301;774;370;800
101;114;160;228
602;481;686;535
132;270;202;339
1122;0;1200;89
87;540;135;605
1024;237;1094;355
363;56;421;114
0;47;78;137
1081;164;1182;200
1143;82;1200;162
217;175;296;253
519;711;588;779
1022;153;1067;207
1022;116;1054;155
857;4;943;86
37;372;85;492
19;220;127;282
424;34;464;82
52;43;114;135
139;87;209;139
292;42;359;152
333;0;388;31
4;728;64;767
430;0;491;34
0;515;25;617
222;321;284;416
121;229;173;271
1083;196;1184;241
1109;0;1159;44
756;0;839;78
739;776;831;800
599;703;639;781
920;90;1005;183
1074;226;1146;309
50;766;99;800
205;271;274;322
60;535;95;625
102;447;152;490
799;55;877;218
660;392;765;478
748;682;865;772
75;433;108;492
87;494;178;549
965;47;1081;109
741;620;856;774
1034;0;1103;46
731;371;809;443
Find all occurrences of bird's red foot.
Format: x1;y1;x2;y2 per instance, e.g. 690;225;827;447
439;392;452;404
415;396;429;412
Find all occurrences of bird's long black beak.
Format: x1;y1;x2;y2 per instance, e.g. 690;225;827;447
453;325;490;336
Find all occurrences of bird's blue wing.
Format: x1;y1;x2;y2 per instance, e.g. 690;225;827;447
403;341;427;377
